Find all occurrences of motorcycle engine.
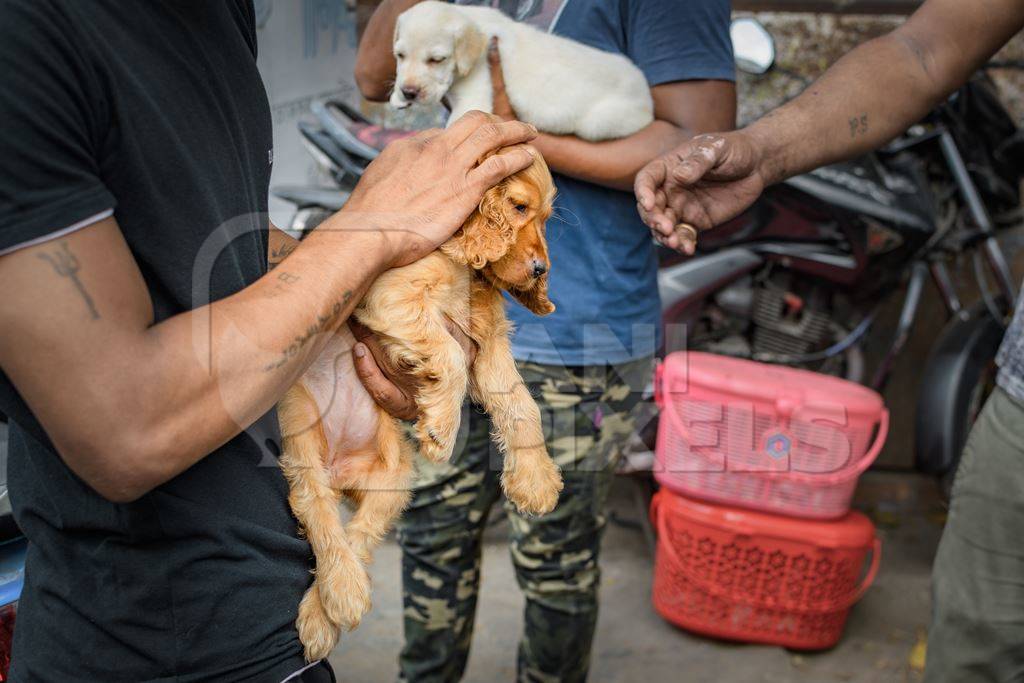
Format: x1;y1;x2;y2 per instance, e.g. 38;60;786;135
751;284;833;356
701;273;834;359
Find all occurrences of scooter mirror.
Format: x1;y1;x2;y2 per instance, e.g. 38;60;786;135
731;18;775;75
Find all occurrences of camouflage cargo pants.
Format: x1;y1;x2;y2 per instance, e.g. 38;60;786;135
396;357;654;683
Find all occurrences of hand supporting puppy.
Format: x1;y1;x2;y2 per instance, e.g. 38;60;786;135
333;111;527;420
487;38;517;122
351;319;478;421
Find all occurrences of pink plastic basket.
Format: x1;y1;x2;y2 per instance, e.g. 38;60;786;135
654;352;889;520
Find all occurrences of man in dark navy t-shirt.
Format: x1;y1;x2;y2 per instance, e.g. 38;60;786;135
356;2;735;680
0;1;537;680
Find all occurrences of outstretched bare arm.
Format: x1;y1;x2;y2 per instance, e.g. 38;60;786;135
636;0;1024;250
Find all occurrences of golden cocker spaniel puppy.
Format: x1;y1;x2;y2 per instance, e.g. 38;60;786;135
278;149;563;660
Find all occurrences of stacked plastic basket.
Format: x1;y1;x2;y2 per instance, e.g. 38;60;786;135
651;352;888;650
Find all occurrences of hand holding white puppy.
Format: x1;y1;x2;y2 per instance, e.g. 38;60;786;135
390;0;653;141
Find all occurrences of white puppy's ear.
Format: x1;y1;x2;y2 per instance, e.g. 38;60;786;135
453;21;486;77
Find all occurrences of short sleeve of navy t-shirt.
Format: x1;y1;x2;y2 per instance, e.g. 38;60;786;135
625;0;735;85
459;0;734;366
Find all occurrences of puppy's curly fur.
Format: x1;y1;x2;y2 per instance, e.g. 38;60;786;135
279;151;562;661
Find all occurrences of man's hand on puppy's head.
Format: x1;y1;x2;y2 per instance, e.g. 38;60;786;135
351;320;477;421
336;113;537;270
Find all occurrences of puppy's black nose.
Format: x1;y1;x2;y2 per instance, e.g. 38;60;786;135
401;85;421;102
531;260;548;278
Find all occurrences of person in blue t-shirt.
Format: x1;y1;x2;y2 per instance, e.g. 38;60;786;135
356;2;735;680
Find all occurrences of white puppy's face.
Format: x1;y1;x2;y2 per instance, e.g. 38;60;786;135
391;3;486;109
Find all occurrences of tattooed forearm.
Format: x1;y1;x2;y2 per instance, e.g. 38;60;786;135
37;241;100;320
262;304;339;371
268;241;297;269
894;32;931;80
849;114;869;139
265;270;303;299
262;290;354;371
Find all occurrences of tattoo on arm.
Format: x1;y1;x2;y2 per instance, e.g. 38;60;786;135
849;114;869;139
265;270;303;299
37;241;100;320
262;290;354;371
268;241;297;269
894;33;931;80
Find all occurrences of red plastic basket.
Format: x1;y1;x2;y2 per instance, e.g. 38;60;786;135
650;489;880;650
654;352;889;519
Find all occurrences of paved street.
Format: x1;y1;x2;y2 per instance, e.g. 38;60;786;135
330;471;942;683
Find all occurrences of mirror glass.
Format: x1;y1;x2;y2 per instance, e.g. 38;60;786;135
731;18;775;75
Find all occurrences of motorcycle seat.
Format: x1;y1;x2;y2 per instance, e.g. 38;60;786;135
313;100;380;162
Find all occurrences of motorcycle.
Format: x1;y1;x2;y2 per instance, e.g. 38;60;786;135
659;19;1023;492
272;100;378;237
274;19;1024;494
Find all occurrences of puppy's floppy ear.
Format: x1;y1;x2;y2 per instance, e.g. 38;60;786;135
509;274;555;316
441;185;515;268
453;20;487;76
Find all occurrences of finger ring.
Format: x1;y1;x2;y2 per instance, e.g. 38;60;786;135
675;223;698;243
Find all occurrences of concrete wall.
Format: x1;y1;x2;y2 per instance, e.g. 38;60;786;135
736;11;1024;125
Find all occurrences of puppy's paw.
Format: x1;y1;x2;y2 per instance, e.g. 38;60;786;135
503;449;563;516
346;531;374;566
297;583;341;661
418;425;456;463
319;557;373;630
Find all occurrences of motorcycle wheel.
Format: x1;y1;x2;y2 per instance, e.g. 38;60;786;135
914;301;1006;502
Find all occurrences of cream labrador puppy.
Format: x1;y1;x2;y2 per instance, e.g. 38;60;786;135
391;1;653;142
